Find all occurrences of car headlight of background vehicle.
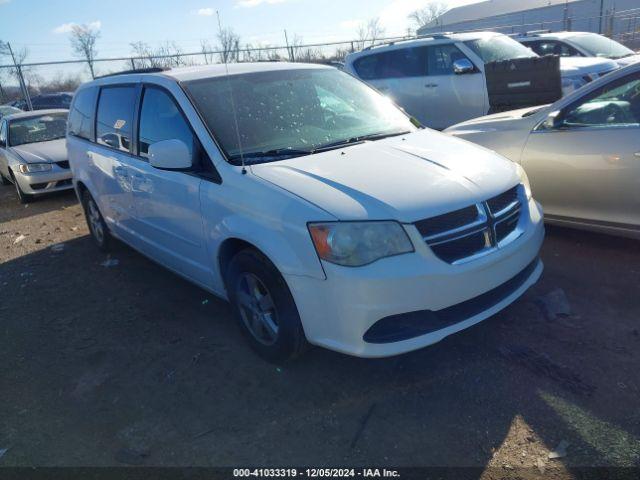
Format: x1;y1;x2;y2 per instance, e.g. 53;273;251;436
516;164;532;200
18;163;52;174
308;221;414;267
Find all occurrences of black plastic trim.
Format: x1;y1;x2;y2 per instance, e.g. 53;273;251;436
363;257;540;344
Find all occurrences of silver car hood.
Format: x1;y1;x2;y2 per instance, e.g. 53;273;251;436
251;129;520;222
10;138;67;164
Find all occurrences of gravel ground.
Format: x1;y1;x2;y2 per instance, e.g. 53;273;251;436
1;184;639;478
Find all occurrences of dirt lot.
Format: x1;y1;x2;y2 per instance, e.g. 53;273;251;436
1;183;639;477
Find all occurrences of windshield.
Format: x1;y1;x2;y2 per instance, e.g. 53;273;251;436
8;113;68;147
465;35;538;63
568;33;634;59
184;68;416;164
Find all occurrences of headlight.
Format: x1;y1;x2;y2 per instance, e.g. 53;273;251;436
516;164;532;200
18;163;52;174
308;221;414;267
561;76;588;94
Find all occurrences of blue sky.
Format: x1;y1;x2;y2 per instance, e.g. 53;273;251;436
0;0;479;63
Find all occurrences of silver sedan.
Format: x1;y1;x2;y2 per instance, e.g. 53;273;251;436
0;109;72;203
446;63;640;239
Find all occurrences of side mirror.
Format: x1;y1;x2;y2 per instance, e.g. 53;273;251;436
148;139;193;171
453;58;475;75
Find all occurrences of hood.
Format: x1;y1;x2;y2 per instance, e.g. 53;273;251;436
559;57;619;77
615;54;640;68
251;130;520;222
447;105;550;131
10;139;67;164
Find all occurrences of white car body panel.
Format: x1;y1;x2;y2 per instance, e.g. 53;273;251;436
345;32;618;129
68;63;544;357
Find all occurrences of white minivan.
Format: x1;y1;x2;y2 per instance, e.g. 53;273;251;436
344;32;619;130
67;63;544;362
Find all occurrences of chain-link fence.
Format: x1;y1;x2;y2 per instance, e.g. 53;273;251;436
1;8;640;106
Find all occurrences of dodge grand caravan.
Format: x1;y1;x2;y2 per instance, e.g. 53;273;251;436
67;63;544;361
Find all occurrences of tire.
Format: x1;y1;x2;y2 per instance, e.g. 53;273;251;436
10;172;33;204
82;190;111;252
226;249;308;363
0;173;10;186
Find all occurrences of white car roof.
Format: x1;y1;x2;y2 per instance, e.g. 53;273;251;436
519;31;596;41
345;31;502;61
83;62;334;87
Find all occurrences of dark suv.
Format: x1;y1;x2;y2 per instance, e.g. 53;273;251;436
12;92;73;111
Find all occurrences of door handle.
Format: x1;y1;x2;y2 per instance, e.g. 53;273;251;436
425;83;439;88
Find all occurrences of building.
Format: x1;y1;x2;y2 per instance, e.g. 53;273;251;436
417;0;640;47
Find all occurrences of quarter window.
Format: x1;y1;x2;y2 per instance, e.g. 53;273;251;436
138;87;196;159
96;86;136;153
68;87;97;141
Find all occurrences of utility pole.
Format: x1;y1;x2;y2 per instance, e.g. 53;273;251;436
284;30;294;62
599;0;605;34
7;42;32;111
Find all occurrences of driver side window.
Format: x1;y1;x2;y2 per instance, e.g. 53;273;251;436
560;73;640;128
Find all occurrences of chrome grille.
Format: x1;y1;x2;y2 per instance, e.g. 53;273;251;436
416;185;523;264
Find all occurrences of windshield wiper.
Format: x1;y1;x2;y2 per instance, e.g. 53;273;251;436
229;148;313;164
312;131;411;153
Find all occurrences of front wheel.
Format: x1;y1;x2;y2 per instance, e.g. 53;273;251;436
11;172;33;204
82;190;111;252
226;249;308;363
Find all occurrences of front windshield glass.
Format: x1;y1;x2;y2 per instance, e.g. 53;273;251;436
184;68;416;164
465;35;538;63
568;33;634;59
8;113;68;147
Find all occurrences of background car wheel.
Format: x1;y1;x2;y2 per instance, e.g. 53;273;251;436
10;172;33;204
226;249;308;363
0;173;10;186
82;190;111;252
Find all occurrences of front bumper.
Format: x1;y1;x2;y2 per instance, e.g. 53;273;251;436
13;164;73;195
286;197;544;358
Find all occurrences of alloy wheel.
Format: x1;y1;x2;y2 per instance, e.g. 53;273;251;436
235;272;279;346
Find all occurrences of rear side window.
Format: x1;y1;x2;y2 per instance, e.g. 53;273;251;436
138;87;195;159
68;87;97;141
354;46;428;80
96;86;136;153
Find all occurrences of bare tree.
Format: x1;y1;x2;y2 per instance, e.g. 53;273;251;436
70;24;100;79
408;1;448;30
129;41;192;69
356;18;386;50
0;41;37;97
200;39;215;65
217;27;241;64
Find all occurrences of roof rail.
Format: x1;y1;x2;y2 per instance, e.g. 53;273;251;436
362;33;451;51
516;29;552;37
95;67;169;79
